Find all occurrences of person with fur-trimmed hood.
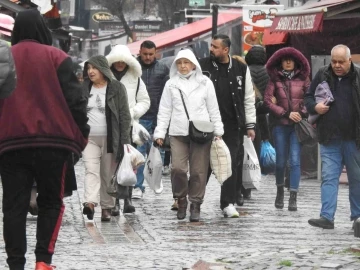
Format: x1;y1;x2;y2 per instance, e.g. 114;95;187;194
264;47;310;212
106;45;150;214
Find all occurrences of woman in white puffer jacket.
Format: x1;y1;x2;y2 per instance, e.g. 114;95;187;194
107;45;150;124
106;44;150;214
154;48;223;222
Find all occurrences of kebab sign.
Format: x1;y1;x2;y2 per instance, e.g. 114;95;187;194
242;4;284;55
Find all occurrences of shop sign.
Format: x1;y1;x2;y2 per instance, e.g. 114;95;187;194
92;12;114;22
270;12;324;33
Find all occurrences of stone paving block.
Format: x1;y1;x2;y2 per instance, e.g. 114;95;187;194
321;262;344;269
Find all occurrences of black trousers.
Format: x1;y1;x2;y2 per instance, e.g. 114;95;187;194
0;148;69;270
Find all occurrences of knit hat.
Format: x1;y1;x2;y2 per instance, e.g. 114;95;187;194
245;46;267;66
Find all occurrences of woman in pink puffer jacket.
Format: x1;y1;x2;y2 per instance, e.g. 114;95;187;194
264;47;310;212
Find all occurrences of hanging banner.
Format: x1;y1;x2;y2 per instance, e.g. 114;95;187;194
270;12;324;33
242;4;284;55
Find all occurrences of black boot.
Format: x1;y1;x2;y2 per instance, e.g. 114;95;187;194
275;186;284;209
111;199;120;216
288;191;297;211
123;187;135;214
177;197;188;220
189;203;201;222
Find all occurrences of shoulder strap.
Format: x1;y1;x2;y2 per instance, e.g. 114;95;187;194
178;89;190;120
281;80;293;111
135;78;140;102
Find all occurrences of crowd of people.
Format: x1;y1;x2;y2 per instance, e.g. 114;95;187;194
1;9;360;270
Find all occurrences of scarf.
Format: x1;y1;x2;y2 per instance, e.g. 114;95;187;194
177;70;195;79
111;65;129;81
282;70;294;80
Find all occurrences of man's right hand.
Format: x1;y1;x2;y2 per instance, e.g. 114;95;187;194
315;102;330;115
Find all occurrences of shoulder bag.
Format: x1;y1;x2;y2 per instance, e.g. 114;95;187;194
178;89;214;144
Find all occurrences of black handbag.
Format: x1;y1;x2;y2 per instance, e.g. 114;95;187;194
295;119;317;145
106;162;129;199
178;89;214;144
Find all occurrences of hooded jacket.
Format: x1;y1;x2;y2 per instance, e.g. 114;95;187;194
264;47;310;126
154;49;223;139
106;45;150;125
0;40;16;98
0;9;89;156
83;55;131;161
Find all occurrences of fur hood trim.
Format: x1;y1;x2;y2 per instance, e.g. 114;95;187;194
106;45;142;78
266;47;310;80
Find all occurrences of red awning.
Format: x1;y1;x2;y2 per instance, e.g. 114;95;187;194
262;28;288;45
270;12;324;34
127;12;242;55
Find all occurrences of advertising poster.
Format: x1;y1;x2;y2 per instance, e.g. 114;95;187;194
242;4;284;55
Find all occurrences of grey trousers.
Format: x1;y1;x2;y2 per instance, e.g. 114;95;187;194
170;136;212;204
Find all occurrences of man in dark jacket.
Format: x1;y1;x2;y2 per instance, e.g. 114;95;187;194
305;44;360;230
199;34;256;218
0;10;89;270
134;40;169;199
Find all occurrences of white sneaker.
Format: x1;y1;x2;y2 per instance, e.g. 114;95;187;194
223;204;240;218
154;183;164;195
132;188;143;199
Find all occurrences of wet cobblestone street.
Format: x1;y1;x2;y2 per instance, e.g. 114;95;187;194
0;159;360;270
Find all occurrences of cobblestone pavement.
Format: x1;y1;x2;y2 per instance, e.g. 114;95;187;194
1;160;360;270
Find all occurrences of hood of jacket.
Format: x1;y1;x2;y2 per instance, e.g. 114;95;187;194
170;49;205;84
245;45;267;66
11;9;52;46
106;45;142;79
266;47;310;80
84;55;115;82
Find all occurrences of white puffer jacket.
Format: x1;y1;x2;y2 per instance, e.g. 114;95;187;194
106;45;150;124
154;49;223;140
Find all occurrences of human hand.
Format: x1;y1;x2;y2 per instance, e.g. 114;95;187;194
289;112;302;123
247;129;256;141
315;102;330;115
156;138;164;146
271;96;277;104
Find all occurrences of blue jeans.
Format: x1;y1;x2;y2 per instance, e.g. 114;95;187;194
135;119;164;191
320;139;360;222
273;125;301;191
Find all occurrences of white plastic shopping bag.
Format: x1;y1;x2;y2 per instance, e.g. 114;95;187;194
242;136;261;190
117;145;137;186
210;139;232;185
144;144;163;193
127;144;145;169
132;121;151;146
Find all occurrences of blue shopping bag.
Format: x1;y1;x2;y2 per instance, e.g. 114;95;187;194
260;140;276;175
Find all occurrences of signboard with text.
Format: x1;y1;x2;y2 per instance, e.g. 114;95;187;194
270;12;324;33
189;0;205;7
242;4;284;54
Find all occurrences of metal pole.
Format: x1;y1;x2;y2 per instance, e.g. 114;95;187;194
212;4;218;37
143;0;147;14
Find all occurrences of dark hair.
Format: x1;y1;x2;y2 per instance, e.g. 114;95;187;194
140;40;156;50
213;34;231;48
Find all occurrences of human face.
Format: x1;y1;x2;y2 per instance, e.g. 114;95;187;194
139;47;156;65
113;61;127;72
87;64;105;84
281;58;295;71
176;58;196;75
210;39;229;63
331;47;351;76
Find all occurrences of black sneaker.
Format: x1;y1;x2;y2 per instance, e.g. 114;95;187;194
308;217;334;229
